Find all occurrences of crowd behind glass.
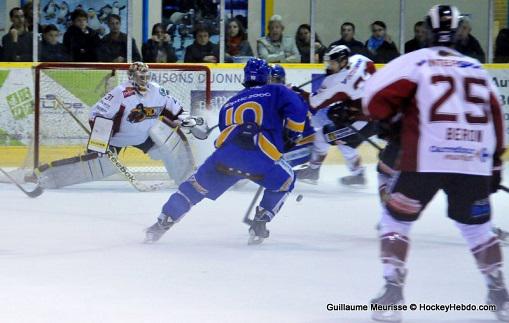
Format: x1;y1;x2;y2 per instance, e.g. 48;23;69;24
1;2;508;64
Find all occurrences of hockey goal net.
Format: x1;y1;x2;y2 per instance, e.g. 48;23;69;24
2;63;212;183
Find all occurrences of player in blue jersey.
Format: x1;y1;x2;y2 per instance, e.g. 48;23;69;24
144;58;308;245
269;64;316;168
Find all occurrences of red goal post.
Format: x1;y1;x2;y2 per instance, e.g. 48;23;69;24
33;63;211;178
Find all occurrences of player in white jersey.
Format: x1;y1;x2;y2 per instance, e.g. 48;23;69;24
31;62;205;189
294;45;377;185
363;5;508;322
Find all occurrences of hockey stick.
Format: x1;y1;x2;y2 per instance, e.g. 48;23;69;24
54;97;172;192
345;124;384;151
294;73;327;90
205;124;219;135
0;168;44;198
242;186;264;225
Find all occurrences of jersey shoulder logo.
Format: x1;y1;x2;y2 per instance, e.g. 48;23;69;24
159;88;169;96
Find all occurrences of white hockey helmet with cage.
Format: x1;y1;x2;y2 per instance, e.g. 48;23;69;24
128;62;150;91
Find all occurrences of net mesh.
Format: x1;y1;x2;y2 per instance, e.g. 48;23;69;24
1;64;211;183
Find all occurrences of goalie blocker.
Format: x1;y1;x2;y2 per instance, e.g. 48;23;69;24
31;116;204;189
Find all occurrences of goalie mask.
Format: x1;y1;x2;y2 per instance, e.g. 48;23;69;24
128;62;150;93
324;45;350;74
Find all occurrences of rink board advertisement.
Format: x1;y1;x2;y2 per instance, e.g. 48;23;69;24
0;63;508;167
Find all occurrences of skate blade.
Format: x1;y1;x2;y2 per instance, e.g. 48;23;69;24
248;231;265;245
372;311;402;323
339;180;367;188
143;234;158;244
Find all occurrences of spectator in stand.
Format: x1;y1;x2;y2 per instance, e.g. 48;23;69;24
184;25;219;63
295;24;326;63
257;15;300;63
404;21;426;53
2;7;32;62
328;22;365;54
454;17;485;63
0;45;3;61
365;20;399;63
97;14;141;62
225;18;253;63
494;27;509;63
22;2;41;33
63;9;101;62
39;24;70;62
142;23;178;63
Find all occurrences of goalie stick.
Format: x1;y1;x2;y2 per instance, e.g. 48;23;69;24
54;97;173;192
0;168;44;198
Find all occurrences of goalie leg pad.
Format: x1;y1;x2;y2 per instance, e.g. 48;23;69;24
149;120;196;184
36;152;117;189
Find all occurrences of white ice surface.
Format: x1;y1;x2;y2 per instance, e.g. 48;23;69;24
1;165;508;323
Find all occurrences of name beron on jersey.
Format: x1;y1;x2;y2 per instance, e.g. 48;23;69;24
446;127;483;142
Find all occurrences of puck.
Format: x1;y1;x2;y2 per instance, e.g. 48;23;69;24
296;194;303;202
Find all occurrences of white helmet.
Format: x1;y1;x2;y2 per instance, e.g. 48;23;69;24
324;45;351;62
128;62;149;92
324;45;351;73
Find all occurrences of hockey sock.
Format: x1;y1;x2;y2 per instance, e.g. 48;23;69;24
380;231;409;281
455;221;505;288
308;153;326;169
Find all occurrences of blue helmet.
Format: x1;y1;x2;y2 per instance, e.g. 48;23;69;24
270;64;286;84
243;58;270;87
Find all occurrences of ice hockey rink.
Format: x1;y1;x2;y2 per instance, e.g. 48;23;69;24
1;164;508;323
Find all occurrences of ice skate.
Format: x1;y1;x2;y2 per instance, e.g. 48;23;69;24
340;171;366;186
144;216;174;243
493;227;509;245
295;166;319;185
487;271;509;322
371;271;405;323
248;207;271;245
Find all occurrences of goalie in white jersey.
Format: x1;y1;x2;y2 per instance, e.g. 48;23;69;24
294;45;377;185
31;62;205;189
363;5;508;322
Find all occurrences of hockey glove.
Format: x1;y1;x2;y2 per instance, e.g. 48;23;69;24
377;119;402;142
327;103;363;126
190;121;209;140
291;86;310;104
283;129;302;152
491;169;502;194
